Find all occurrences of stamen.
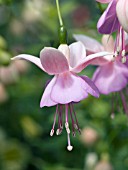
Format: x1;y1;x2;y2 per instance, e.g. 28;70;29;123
121;50;126;63
56;128;62;135
50;105;58;136
71;104;81;134
50;129;54;136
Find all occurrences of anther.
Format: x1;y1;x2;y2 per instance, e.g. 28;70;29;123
67;145;73;151
50;129;54;136
122;50;125;57
72;132;76;137
114;51;118;57
65;122;69;129
56;129;60;135
122;56;126;63
74;124;78;130
66;128;70;134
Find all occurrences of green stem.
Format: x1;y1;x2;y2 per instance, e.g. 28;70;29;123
56;0;63;26
97;2;104;14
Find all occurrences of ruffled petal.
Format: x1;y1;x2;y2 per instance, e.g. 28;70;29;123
40;76;57;107
116;0;128;33
51;72;89;104
73;34;104;53
96;0;111;3
40;47;69;75
92;61;128;94
71;51;112;73
69;41;86;68
80;76;100;97
12;54;44;71
97;0;119;34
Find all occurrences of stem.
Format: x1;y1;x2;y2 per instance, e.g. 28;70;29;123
56;0;63;26
97;2;104;14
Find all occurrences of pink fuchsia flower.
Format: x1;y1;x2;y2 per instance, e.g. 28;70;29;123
116;0;128;33
74;34;128;95
96;0;119;34
12;42;110;151
96;0;128;63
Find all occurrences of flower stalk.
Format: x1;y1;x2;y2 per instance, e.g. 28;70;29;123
56;0;67;44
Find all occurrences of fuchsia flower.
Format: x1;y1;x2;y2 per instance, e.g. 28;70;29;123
12;42;110;151
96;0;128;62
74;34;128;94
116;0;128;33
96;0;119;34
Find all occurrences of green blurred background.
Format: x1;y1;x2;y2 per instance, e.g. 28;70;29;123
0;0;128;170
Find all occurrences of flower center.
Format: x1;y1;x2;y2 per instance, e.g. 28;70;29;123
50;103;81;151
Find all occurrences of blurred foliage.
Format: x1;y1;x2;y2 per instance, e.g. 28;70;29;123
0;0;128;170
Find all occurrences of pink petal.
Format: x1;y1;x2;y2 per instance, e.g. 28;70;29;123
12;54;44;71
69;42;86;68
102;34;114;52
80;76;100;97
97;0;119;34
40;47;69;75
73;34;104;53
93;61;128;94
96;0;111;3
116;0;128;33
51;72;89;104
40;76;57;107
71;51;112;73
58;44;70;62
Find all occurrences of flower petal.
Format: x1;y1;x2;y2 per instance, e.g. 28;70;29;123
73;34;104;53
40;47;69;75
12;54;44;70
69;42;86;68
93;61;128;94
80;76;100;97
58;44;70;62
51;72;89;104
102;34;114;52
97;0;119;34
96;0;111;3
40;76;57;107
71;51;112;73
116;0;128;33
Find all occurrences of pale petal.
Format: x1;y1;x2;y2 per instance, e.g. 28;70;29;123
51;72;89;104
93;61;128;94
97;0;119;34
102;34;114;52
12;54;44;70
40;47;69;75
116;0;128;33
80;76;100;97
58;44;70;62
40;76;57;107
73;34;104;53
69;41;86;68
71;51;112;73
96;0;111;3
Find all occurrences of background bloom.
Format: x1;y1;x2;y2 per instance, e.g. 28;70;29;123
74;34;128;94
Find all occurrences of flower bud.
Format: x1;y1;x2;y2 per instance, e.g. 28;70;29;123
0;50;11;66
59;25;67;44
